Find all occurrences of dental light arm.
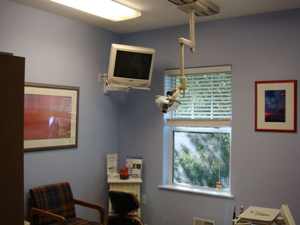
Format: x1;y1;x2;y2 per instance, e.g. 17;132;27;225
179;11;196;90
155;0;219;113
173;11;195;95
155;11;196;113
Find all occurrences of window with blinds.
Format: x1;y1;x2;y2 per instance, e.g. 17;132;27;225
164;66;232;125
163;66;232;193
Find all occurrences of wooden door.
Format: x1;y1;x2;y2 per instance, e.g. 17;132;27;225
0;55;25;225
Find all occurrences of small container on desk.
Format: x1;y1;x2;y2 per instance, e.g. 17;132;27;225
108;177;143;217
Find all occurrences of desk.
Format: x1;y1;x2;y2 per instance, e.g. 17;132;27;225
108;178;142;217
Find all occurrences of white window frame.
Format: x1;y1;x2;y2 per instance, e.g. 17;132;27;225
161;65;233;198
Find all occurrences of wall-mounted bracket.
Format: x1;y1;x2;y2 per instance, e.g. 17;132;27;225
100;74;129;94
100;73;150;94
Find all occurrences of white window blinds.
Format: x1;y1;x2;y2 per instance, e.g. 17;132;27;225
164;66;232;126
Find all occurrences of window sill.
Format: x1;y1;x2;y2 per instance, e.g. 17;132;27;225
158;184;234;199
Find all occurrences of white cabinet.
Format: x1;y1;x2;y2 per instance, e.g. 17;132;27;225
108;178;142;217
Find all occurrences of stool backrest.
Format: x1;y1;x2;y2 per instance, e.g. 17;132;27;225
109;191;139;215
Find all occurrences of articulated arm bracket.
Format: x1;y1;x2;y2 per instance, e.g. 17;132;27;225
176;10;196;94
154;11;197;113
155;0;220;113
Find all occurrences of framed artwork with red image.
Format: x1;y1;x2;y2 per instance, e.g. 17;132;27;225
24;83;79;152
255;80;297;132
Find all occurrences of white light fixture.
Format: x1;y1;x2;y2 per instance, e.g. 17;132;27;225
50;0;141;22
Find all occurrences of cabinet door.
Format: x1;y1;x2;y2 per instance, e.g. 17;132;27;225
0;55;25;225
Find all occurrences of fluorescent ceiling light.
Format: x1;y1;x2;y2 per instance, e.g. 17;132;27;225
50;0;141;22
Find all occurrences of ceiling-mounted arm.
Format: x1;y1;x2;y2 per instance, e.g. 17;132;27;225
177;10;196;94
178;10;196;52
155;11;195;112
189;10;196;52
155;0;220;113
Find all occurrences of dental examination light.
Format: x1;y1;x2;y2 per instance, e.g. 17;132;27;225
155;0;220;113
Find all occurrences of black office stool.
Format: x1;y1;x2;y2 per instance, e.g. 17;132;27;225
108;191;143;225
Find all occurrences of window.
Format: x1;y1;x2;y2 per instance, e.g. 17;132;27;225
164;65;232;194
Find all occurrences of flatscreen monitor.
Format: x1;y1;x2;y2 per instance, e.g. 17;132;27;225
107;44;155;88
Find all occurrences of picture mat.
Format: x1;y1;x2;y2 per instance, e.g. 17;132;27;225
24;86;78;149
256;83;295;130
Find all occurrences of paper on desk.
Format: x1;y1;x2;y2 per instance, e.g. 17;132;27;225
239;206;280;222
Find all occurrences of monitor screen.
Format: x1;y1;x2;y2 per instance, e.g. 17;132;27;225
113;50;153;80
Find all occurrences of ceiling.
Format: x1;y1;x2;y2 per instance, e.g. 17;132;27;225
13;0;300;33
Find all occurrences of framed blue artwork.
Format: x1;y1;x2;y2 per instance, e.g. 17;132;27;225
255;80;297;132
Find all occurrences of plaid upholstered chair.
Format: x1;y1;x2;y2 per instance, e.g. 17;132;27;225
29;182;106;225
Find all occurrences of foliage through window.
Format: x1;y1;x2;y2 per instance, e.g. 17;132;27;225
164;66;232;192
173;127;230;189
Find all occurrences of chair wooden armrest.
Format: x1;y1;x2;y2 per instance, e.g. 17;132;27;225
31;207;66;224
74;199;106;225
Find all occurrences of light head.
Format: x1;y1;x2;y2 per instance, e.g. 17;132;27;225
155;89;181;113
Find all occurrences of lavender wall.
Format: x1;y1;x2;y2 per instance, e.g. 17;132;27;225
0;0;119;220
1;1;300;224
119;9;300;225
